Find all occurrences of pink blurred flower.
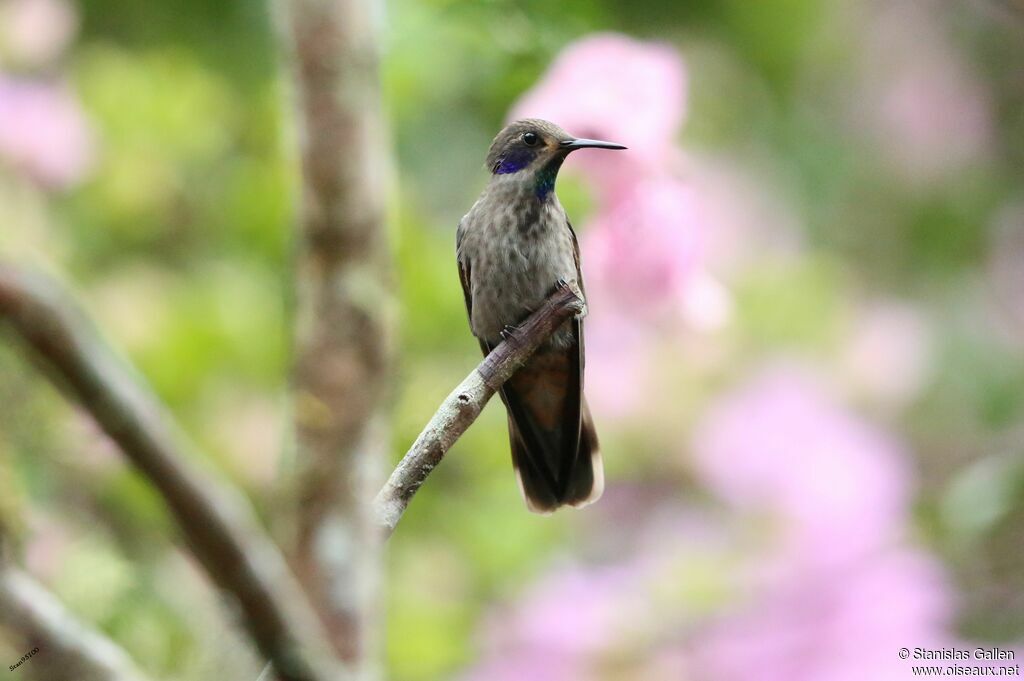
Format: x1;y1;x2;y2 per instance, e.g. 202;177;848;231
500;566;634;656
460;497;956;681
582;306;650;418
0;75;95;188
460;516;729;681
580;176;707;414
461;565;636;681
582;176;704;318
692;548;953;681
853;0;992;185
583;273;731;419
0;0;77;67
511;33;687;192
688;366;957;680
692;365;912;568
685;154;804;278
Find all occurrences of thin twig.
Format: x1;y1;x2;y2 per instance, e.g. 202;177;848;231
0;265;346;681
373;284;585;537
0;564;152;681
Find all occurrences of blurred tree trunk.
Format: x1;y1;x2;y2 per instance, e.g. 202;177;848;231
278;0;394;675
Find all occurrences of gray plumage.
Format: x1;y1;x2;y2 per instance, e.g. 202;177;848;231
457;173;580;348
455;119;625;512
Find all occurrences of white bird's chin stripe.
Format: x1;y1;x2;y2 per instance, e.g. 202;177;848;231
569;448;604;509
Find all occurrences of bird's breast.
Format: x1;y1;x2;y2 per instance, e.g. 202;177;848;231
461;196;580;345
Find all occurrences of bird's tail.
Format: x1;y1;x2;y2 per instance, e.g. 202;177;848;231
509;399;603;514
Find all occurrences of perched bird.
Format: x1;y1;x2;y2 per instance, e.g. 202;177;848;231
456;118;626;513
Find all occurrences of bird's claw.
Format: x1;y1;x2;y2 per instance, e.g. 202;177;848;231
555;278;570;291
500;324;520;342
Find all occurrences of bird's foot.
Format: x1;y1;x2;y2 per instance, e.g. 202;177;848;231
554;278;586;315
499;324;521;342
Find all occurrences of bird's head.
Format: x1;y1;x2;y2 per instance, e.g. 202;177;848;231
485;118;626;198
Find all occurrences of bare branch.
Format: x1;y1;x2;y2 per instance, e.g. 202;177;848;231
0;564;151;681
277;0;393;668
0;265;347;681
373;285;585;537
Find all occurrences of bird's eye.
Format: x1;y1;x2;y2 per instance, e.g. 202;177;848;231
522;131;539;147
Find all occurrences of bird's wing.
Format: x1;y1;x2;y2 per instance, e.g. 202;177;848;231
562;218;602;506
457;218;489;356
503;218;600;511
455;218;471;317
566;218;587;300
565;217;599;479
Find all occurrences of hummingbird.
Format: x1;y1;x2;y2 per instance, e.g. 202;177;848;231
456;118;626;513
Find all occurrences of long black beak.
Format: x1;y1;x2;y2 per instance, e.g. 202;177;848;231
560;137;628;151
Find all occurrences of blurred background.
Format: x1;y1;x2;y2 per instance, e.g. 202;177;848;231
1;0;1023;679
